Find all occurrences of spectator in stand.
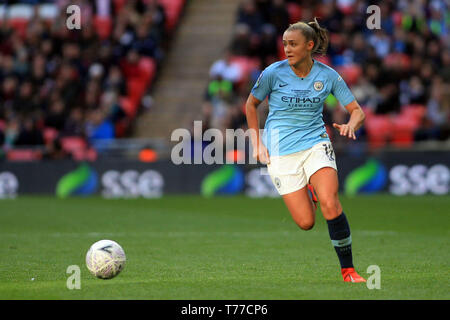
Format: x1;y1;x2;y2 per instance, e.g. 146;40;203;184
351;74;378;111
103;65;127;96
100;90;126;124
209;51;242;84
399;76;427;106
83;80;101;111
230;23;253;56
207;0;449;149
4;118;20;147
439;50;450;82
258;24;278;66
13;81;38;117
85;109;115;142
62;107;85;137
375;83;401;114
44;137;69;160
0;0;174;158
1;76;18;111
415;76;450;141
205;76;234;103
15;118;44;146
269;0;290;36
236;0;264;34
134;23;160;58
142;0;167;42
44;98;66;131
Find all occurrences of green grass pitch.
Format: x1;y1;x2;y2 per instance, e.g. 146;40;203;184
0;195;448;299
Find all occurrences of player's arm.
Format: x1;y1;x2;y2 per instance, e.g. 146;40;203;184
333;100;366;140
245;93;270;164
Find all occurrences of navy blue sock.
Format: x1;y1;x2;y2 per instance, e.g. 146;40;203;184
326;212;354;269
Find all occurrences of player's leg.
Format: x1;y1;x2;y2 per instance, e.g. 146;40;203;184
309;167;366;282
309;167;342;220
267;152;316;231
282;186;316;230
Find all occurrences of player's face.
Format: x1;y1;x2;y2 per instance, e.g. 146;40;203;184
282;30;314;66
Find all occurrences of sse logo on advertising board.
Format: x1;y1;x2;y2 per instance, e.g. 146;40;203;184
56;163;98;198
101;170;164;198
0;172;19;198
345;159;388;196
389;164;449;195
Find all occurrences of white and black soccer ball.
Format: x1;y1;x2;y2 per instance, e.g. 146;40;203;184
86;240;126;279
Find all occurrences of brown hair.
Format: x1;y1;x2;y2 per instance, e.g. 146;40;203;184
286;18;329;56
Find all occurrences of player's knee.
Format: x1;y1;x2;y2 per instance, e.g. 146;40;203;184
297;219;315;231
319;197;340;218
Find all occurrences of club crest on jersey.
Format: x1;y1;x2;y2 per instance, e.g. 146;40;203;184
274;177;281;189
314;81;324;91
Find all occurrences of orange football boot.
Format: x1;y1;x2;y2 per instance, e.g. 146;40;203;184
307;184;318;210
341;267;366;283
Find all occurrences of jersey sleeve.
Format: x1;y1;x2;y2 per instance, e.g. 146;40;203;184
330;70;355;107
250;67;273;101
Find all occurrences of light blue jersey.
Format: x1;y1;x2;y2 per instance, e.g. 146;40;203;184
251;59;355;156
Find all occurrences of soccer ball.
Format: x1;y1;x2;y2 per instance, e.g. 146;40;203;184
86;240;126;279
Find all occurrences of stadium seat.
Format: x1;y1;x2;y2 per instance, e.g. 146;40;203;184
119;97;136;118
391;114;417;147
127;79;147;110
336;64;362;86
113;0;127;14
365;115;392;148
60;136;87;154
314;55;331;66
8;18;28;38
361;106;374;117
384;52;411;70
286;3;302;23
73;147;98;161
94;16;112;40
121;57;156;111
229;56;261;83
401;104;426;125
7;149;42;161
115;118;130;138
43;127;59;145
158;0;185;32
139;57;157;86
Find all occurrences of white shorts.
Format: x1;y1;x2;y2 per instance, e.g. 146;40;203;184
267;141;337;195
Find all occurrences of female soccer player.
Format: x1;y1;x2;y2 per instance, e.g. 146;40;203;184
245;19;366;282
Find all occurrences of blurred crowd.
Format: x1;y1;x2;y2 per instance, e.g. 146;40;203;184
0;0;178;160
203;0;450;148
1;0;449;161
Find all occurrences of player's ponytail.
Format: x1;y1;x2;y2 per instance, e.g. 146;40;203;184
286;17;329;56
307;18;328;55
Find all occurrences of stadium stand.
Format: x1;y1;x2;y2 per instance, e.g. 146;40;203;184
0;0;186;161
1;0;449;162
203;0;450;149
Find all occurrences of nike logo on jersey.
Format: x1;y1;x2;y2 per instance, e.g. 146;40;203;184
279;83;288;87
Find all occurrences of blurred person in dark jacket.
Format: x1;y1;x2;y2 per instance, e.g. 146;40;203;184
15;118;44;146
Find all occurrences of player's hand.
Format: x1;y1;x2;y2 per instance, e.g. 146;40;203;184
333;123;356;140
252;142;270;164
